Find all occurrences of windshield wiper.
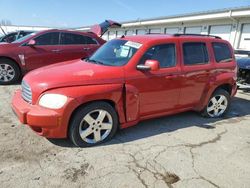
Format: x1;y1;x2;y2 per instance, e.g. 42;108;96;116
85;58;104;65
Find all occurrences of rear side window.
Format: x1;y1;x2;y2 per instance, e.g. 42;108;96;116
212;42;232;63
139;44;176;68
35;32;59;45
85;36;98;44
183;42;209;65
61;33;86;45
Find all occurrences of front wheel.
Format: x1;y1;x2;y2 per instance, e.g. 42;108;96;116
0;59;20;85
202;89;230;118
69;102;118;147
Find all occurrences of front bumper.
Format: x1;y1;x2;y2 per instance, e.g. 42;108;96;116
11;90;69;138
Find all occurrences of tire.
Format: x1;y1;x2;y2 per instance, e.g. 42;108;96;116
0;59;20;85
69;102;118;147
202;89;230;118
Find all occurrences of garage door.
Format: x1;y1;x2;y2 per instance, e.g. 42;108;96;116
185;26;202;34
165;27;179;34
239;24;250;50
137;29;147;35
209;25;232;41
126;30;134;36
116;31;124;38
108;31;116;40
149;28;161;34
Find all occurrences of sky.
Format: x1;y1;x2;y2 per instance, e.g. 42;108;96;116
0;0;250;28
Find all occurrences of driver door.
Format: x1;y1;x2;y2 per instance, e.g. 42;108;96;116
126;42;181;118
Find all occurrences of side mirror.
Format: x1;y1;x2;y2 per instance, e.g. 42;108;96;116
137;59;160;71
27;39;36;46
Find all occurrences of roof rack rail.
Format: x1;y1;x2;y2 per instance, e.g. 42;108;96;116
145;32;164;35
173;33;221;39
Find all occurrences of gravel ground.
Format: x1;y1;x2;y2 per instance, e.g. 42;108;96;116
0;85;250;188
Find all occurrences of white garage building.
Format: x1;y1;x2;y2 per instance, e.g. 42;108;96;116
80;6;250;51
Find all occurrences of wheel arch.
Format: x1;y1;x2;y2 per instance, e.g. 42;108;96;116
67;99;119;137
212;83;232;95
0;56;22;73
198;82;234;111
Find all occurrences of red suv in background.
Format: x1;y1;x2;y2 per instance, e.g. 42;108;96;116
12;34;237;147
0;20;121;84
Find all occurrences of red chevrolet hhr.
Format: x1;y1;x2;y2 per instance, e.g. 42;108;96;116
12;34;237;147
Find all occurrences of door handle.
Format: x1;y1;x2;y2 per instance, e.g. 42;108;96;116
51;49;60;53
83;48;90;51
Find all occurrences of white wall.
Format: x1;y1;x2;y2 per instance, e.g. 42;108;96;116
106;18;250;51
0;25;53;36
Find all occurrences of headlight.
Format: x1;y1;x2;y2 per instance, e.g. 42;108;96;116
39;94;67;109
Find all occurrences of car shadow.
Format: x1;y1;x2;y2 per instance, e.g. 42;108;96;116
47;94;250;148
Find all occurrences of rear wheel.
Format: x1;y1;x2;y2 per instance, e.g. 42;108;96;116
202;89;230;118
0;59;20;85
69;102;118;147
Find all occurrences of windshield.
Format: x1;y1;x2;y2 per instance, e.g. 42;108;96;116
13;32;36;43
85;39;141;66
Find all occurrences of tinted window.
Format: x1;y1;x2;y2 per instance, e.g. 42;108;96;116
35;32;59;45
61;33;86;45
139;44;176;68
85;36;98;44
183;42;209;65
212;42;232;63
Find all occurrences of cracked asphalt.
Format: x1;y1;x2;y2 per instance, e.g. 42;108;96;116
0;85;250;188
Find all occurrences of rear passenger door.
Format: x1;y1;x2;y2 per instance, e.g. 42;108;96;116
59;32;99;61
179;41;212;107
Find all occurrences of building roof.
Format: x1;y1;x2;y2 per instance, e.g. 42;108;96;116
77;6;250;30
123;6;250;24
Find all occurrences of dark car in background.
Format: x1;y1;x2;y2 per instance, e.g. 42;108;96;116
237;57;250;88
0;30;34;43
235;50;250;88
0;20;121;84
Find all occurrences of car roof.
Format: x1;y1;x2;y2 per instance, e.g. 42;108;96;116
121;34;225;44
35;29;97;37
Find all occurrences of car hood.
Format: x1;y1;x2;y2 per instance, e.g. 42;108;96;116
236;58;250;69
23;59;125;100
0;42;19;47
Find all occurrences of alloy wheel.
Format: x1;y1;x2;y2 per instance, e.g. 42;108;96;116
0;63;15;82
207;95;228;117
79;109;113;144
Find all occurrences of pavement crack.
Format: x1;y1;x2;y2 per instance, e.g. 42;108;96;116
187;129;228;188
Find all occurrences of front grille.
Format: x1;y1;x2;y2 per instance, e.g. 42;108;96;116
21;80;32;103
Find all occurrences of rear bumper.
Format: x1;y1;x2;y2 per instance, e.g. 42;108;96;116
11;90;69;138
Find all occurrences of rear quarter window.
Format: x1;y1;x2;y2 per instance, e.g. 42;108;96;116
212;42;232;63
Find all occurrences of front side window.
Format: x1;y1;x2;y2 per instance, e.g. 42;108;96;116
86;39;140;66
35;32;59;45
60;33;85;45
183;42;209;65
13;32;37;43
212;42;232;63
139;44;176;68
